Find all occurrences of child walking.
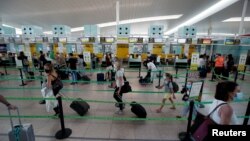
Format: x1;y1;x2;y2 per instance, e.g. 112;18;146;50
156;73;176;113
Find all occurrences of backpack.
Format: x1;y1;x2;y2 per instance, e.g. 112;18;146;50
170;81;179;93
23;58;29;66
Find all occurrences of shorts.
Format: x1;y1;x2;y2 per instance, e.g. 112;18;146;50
164;93;171;99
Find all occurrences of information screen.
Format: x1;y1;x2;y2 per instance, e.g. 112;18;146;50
59;37;67;43
35;37;43;43
177;38;186;43
202;39;212;44
225;39;235;45
0;44;7;53
155;38;163;43
105;37;114;43
148;38;155;43
81;37;89;43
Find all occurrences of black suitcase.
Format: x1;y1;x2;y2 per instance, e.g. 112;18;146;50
130;101;147;118
199;68;207;78
97;73;105;81
70;98;90;116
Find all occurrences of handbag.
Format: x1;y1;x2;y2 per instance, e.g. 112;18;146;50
51;75;63;92
121;81;132;93
192;103;227;141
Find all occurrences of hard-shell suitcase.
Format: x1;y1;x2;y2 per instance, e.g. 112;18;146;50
8;108;35;141
97;73;105;81
70;98;90;116
130;101;147;118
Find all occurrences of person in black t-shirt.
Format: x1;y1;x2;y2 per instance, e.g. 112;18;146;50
105;53;113;81
39;51;47;71
17;51;29;78
68;53;78;85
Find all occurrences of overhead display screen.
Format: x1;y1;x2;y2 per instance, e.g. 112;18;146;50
129;37;137;43
154;38;163;43
202;39;212;44
59;37;67;43
177;38;186;44
0;44;7;53
81;37;95;43
225;39;235;45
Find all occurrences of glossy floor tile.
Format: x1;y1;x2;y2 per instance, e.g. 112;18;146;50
0;67;249;141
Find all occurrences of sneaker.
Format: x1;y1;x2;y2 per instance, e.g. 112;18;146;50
39;100;46;104
70;82;75;85
52;113;59;119
115;110;123;115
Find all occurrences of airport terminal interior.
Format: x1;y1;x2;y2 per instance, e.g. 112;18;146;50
0;0;250;141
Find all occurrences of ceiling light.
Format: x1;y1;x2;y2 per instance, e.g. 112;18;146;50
71;27;84;32
44;31;53;35
98;15;182;27
197;32;236;36
223;17;250;22
165;0;239;35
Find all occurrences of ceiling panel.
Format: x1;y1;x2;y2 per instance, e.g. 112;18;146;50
0;0;248;35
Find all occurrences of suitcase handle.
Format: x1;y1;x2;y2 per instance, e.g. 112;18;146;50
8;107;22;130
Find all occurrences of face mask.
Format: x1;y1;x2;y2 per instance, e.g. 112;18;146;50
234;92;243;101
163;76;166;79
186;84;192;89
45;69;50;73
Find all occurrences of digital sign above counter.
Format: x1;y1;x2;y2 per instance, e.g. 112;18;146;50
100;37;115;43
81;37;95;43
129;37;143;43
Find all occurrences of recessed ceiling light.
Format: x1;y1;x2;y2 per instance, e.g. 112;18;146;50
165;0;239;35
222;17;250;22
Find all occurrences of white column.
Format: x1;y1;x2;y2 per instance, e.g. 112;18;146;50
239;0;248;35
116;0;120;35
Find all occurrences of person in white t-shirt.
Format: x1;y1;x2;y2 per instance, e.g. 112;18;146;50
147;59;157;83
113;61;125;114
209;81;239;125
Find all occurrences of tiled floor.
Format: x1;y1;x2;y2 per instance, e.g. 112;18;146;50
0;66;249;141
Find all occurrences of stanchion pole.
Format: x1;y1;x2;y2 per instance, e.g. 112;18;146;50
40;70;43;87
210;67;215;81
178;100;195;141
184;69;189;88
4;61;8;75
155;70;161;88
138;67;141;78
234;70;238;83
39;70;45;104
241;66;247;80
175;66;178;78
19;68;26;86
243;97;250;125
55;96;72;139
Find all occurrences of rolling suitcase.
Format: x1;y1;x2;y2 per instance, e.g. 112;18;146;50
130;101;147;118
8;108;35;141
70;98;90;116
97;73;105;81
